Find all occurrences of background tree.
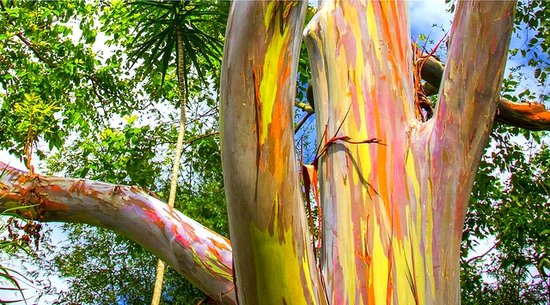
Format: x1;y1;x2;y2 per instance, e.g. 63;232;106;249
108;1;228;302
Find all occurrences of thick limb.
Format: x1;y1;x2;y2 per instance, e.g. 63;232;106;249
0;162;237;305
421;55;550;131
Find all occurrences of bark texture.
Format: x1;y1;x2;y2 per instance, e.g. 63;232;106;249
495;98;550;130
1;1;521;305
304;1;515;304
0;162;236;305
220;2;328;304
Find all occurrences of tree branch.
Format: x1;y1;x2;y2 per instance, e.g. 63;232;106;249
184;131;219;146
464;241;500;264
294;82;315;133
14;32;57;69
495;98;550;131
294;112;313;133
0;161;237;305
421;55;550;131
87;75;108;106
0;1;57;69
295;101;314;113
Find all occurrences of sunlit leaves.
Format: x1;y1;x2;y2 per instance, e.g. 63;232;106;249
47;117;163;189
463;123;550;304
0;1;140;157
13;92;60;143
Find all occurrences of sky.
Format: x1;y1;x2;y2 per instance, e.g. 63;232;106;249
0;1;539;304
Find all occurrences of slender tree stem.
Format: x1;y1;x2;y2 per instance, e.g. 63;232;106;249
151;24;187;305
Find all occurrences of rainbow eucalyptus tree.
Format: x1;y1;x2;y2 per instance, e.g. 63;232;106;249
221;0;515;304
0;1;522;304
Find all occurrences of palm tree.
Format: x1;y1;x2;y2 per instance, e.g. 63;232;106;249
124;1;228;303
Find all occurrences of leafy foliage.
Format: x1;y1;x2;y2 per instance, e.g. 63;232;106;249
463;125;550;304
513;0;550;100
50;225;207;305
0;0;144;168
0;206;38;304
2;0;228;303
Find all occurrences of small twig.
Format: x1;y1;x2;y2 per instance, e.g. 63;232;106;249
418;32;447;76
186;107;217;125
312;103;353;161
88;75;108;106
184;131;219;146
294;112;313;133
465;241;500;264
312;104;385;167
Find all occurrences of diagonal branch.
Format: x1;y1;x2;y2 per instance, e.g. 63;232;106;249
14;32;57;69
0;161;237;305
0;1;57;69
421;55;550;131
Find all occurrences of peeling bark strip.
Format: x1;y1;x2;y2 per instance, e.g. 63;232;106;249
304;1;515;304
495;98;550;130
220;2;328;305
0;162;236;305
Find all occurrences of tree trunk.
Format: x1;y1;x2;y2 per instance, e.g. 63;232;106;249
150;23;188;305
220;2;328;304
302;1;515;304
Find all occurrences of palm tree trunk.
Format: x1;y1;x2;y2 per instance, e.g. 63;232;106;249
151;24;187;305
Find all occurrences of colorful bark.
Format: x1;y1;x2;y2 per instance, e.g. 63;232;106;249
304;1;514;304
495;98;550;130
429;2;515;303
1;1;519;305
220;2;327;304
0;162;236;305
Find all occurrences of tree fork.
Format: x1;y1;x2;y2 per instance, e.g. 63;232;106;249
304;1;515;303
296;47;550;132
